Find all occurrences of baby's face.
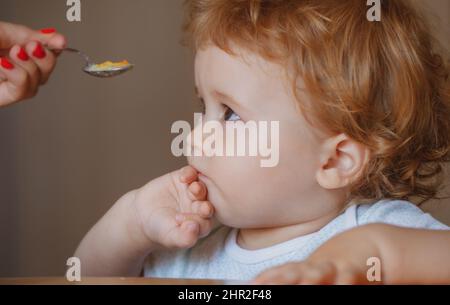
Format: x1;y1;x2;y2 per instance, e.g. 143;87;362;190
188;45;339;229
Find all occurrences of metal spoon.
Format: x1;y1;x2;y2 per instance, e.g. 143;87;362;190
55;47;134;78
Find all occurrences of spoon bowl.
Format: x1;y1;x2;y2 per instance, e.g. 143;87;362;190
55;47;134;78
83;63;134;78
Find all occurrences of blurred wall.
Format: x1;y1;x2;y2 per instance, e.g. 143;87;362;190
0;0;196;276
0;0;448;277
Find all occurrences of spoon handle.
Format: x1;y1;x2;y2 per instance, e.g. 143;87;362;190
53;47;92;67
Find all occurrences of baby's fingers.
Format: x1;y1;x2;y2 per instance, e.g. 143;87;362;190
334;267;367;285
179;165;198;184
175;213;212;238
165;220;200;249
252;263;303;285
297;262;336;285
191;200;214;218
188;181;207;201
252;262;336;285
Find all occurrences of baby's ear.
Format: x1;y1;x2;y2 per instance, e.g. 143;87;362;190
315;134;370;190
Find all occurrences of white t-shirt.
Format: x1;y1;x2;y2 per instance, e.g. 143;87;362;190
143;199;448;281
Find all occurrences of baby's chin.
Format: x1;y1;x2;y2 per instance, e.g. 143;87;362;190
205;195;263;229
215;213;269;229
196;176;236;226
194;168;262;228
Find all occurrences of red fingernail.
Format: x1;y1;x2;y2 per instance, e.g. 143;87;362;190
1;57;14;70
17;47;29;61
40;28;56;34
32;43;46;59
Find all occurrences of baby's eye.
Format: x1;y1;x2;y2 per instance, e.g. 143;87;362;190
198;98;206;114
224;105;241;121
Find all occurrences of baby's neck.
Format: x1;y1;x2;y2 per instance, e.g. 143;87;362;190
237;208;342;250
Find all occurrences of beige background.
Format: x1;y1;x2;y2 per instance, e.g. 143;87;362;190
0;0;448;277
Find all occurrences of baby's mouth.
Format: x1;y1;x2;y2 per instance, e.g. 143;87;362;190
196;170;213;192
187;162;214;191
198;172;210;184
187;162;208;180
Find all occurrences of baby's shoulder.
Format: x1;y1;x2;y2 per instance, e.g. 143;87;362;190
355;199;448;230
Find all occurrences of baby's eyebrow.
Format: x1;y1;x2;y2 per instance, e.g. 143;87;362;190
212;90;241;108
195;85;243;110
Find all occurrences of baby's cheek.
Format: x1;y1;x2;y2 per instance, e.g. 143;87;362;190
212;160;279;227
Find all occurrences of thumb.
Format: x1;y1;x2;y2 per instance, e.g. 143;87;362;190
0;21;66;51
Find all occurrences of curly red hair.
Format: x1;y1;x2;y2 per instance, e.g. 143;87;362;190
183;0;450;204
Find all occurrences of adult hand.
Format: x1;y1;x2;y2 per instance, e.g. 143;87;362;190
0;21;66;107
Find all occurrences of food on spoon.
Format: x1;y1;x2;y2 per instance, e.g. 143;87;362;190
88;60;131;71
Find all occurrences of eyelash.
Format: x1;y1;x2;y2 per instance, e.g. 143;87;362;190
198;98;206;114
198;98;241;121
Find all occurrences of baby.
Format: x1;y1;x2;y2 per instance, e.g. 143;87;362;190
75;0;450;281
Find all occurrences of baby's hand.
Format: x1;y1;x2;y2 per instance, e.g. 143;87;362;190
132;165;215;250
251;260;368;285
252;225;386;285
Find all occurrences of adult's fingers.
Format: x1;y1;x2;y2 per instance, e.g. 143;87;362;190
8;45;41;93
0;22;66;51
25;41;56;84
0;56;32;106
0;22;32;49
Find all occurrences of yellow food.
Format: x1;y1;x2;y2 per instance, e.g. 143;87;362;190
92;60;130;70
